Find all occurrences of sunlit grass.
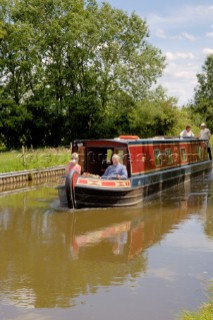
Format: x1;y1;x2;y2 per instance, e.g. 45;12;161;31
177;281;213;320
179;304;213;320
0;147;71;173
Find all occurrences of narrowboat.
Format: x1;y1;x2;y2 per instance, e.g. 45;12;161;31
57;135;212;209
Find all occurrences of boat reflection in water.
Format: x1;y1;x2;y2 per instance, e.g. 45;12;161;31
62;170;213;263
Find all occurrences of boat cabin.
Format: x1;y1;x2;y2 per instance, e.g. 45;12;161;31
72;138;130;177
72;135;209;178
58;135;211;209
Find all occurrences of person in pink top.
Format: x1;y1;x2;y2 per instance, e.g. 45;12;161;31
65;152;81;174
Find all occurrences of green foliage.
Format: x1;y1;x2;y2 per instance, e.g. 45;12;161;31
0;99;31;148
191;54;213;132
0;0;166;147
128;86;182;137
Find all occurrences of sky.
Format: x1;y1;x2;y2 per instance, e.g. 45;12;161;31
98;0;213;106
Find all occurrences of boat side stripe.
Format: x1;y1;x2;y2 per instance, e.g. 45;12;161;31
77;178;131;188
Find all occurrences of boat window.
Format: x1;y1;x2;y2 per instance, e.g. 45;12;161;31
85;147;129;176
165;148;173;165
106;149;113;164
117;150;124;164
86;148;114;175
180;148;187;161
154;149;162;166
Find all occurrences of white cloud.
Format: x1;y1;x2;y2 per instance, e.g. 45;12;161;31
155;29;166;39
203;48;213;55
146;5;213;44
147;5;213;29
192;5;213;19
154;31;196;41
165;52;195;61
164;62;197;81
206;31;213;38
158;56;200;105
170;35;183;40
181;32;196;41
175;71;194;80
158;78;194;105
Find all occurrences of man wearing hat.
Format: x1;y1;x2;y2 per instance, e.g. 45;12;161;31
200;123;212;160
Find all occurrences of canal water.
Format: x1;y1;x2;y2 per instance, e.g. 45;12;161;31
0;170;213;320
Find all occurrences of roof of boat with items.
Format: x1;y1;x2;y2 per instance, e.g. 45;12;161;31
73;135;200;146
114;136;200;144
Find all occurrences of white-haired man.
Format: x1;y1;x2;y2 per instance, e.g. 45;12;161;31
200;123;212;160
101;154;128;180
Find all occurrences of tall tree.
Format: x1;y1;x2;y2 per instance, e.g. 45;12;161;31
0;0;166;148
128;86;179;137
192;54;213;131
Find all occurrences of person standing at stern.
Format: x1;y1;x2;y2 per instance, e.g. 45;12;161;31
180;125;195;138
200;123;212;160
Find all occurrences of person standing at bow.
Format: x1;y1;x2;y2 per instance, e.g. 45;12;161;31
65;152;81;174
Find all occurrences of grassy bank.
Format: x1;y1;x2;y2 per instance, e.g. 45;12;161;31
178;302;213;320
0;147;71;173
177;281;213;320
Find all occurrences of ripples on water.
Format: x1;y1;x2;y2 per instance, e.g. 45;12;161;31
0;170;213;320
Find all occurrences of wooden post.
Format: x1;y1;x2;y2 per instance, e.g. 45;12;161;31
22;145;25;166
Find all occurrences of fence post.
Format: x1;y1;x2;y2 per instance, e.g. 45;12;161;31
22;145;25;166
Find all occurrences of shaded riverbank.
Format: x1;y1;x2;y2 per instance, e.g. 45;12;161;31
0;166;65;194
